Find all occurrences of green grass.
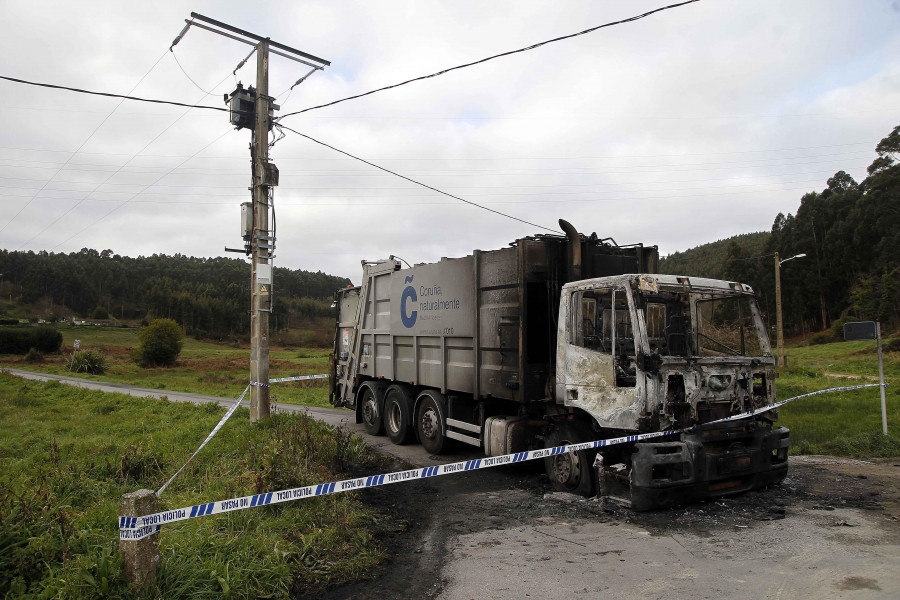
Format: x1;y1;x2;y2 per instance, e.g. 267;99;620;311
777;337;899;456
0;373;389;599
0;325;335;408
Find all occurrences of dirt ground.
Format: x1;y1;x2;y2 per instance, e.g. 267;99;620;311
305;455;900;600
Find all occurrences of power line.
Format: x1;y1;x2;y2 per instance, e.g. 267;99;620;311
0;181;829;207
0;51;170;235
277;125;558;232
0;173;841;192
15;65;236;251
50;129;233;251
0;74;230;113
0;140;877;161
170;48;215;95
276;0;701;120
0;154;872;178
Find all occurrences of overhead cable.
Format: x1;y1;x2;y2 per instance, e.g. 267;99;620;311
0;50;170;235
277;125;558;233
276;0;701;120
170;49;215;95
0;74;230;113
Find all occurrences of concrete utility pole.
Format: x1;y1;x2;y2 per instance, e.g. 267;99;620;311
249;39;271;422
173;13;329;423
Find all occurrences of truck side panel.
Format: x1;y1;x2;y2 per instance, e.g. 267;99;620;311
478;247;520;401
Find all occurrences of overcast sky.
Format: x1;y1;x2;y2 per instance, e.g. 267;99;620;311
1;0;898;283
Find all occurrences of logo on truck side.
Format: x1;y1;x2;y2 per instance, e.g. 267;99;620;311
401;278;418;328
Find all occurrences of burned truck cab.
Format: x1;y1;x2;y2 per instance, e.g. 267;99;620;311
556;274;790;509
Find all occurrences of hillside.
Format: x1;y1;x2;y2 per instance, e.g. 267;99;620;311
0;250;350;338
659;232;769;279
658;124;899;338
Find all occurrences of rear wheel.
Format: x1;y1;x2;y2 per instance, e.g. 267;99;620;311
544;421;597;497
385;385;414;445
416;392;447;454
360;386;384;435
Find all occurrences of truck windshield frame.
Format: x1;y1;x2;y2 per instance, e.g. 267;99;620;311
640;284;772;359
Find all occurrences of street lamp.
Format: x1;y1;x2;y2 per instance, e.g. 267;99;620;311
775;252;807;367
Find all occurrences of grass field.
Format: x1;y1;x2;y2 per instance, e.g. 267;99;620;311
2;324;898;456
776;337;899;456
0;372;390;599
0;325;333;408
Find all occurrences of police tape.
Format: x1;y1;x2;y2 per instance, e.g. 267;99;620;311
156;385;251;496
121;382;887;540
156;375;327;496
251;374;329;387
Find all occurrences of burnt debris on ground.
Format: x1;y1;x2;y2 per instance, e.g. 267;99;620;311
302;457;900;600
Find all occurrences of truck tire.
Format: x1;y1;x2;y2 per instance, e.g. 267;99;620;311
385;385;414;445
416;392;448;454
544;421;597;497
359;385;384;436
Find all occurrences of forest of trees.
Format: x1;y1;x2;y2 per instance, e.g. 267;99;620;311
660;232;769;280
661;124;900;338
0;251;350;339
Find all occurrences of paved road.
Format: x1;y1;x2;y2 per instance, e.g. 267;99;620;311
2;368;479;468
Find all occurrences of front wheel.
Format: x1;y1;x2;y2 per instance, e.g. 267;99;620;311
543;421;597;497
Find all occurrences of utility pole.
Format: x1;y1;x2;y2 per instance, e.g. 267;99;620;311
249;39;271;422
172;13;329;422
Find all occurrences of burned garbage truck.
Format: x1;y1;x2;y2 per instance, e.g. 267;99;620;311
330;221;789;509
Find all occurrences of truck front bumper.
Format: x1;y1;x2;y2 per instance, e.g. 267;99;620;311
601;420;790;511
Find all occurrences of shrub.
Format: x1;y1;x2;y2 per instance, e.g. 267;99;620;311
92;306;109;319
0;327;62;354
137;318;183;367
32;327;63;353
831;315;848;339
66;349;109;375
809;331;836;345
23;348;44;363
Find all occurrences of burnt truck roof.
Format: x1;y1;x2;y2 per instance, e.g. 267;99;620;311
561;274;756;295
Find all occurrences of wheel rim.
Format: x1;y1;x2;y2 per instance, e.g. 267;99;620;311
420;406;439;440
362;392;377;425
388;400;402;433
549;441;583;489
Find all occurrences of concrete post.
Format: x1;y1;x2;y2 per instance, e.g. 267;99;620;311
249;38;271;423
119;489;159;589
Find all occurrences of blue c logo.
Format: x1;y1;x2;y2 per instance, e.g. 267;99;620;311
401;286;418;328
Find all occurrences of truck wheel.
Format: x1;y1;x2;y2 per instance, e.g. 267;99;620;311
416;393;447;454
385;385;414;445
360;386;384;436
544;422;597;497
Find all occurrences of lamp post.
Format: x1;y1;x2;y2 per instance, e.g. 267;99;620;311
775;252;807;367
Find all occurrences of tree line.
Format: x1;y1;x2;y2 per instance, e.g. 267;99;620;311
661;124;900;338
0;251;350;339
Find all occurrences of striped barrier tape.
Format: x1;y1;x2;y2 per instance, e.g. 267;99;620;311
121;382;887;540
251;374;329;387
156;375;328;495
156;385;251;496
